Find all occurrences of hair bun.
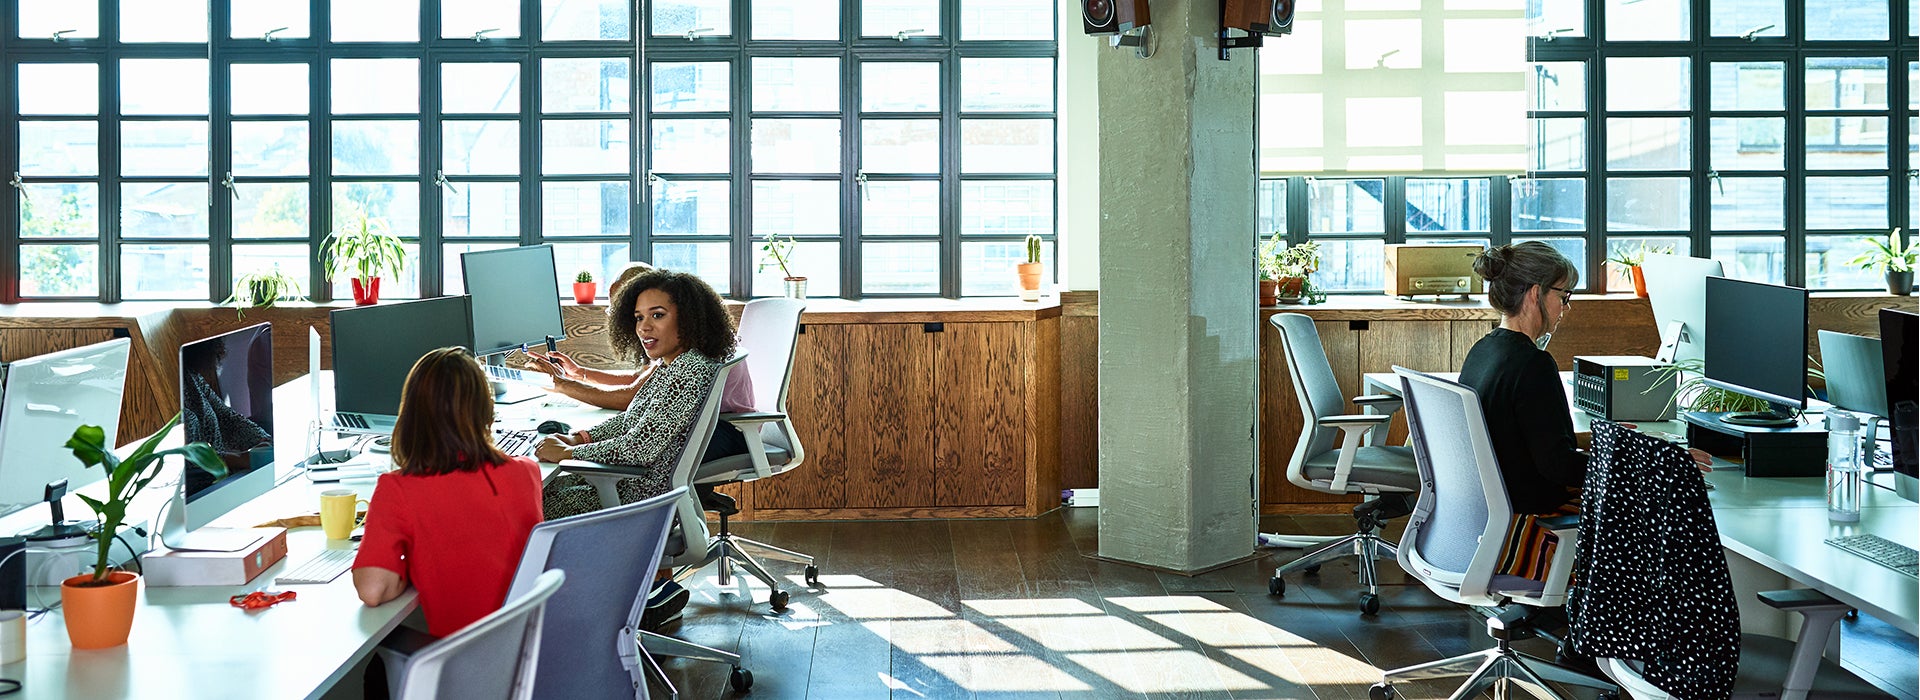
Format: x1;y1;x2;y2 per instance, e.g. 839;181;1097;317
1473;245;1511;281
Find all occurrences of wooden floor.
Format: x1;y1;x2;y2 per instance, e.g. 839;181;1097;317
652;509;1919;700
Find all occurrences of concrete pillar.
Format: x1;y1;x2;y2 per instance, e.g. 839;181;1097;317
1094;0;1259;572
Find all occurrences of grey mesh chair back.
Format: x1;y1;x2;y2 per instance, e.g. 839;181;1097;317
1272;313;1350;461
396;569;566;700
1392;366;1513;605
706;298;806;477
508;487;685;700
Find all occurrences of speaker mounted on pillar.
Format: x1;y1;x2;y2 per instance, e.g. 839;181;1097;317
1221;0;1292;35
1084;0;1149;35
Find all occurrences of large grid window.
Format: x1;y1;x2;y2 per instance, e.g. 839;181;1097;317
2;0;1055;302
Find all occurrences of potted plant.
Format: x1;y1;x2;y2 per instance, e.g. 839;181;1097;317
61;415;225;649
222;266;305;319
573;269;597;304
1271;239;1322;305
323;216;407;305
759;234;806;298
1257;231;1286;305
1650;357;1824;415
1846;227;1919;296
1606;242;1673;298
1017;234;1045;302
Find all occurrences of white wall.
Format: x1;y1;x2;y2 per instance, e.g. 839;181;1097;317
1058;1;1102;291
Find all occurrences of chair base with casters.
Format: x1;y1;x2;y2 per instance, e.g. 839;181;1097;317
1268;493;1412;615
674;487;818;613
638;628;753;698
1371;604;1619;700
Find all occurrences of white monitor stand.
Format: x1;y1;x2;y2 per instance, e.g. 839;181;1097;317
1656;320;1688;364
158;478;264;552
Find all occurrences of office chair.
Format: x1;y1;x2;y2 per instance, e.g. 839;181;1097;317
688;298;817;604
392;569;565;700
510;487;752;700
1370;367;1616;700
1597;592;1888;700
1262;313;1420;615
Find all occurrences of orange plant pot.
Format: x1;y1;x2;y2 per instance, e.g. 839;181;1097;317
572;282;597;304
1630;266;1648;298
1258;279;1279;306
61;571;140;649
1016;262;1044;291
1275;276;1307;300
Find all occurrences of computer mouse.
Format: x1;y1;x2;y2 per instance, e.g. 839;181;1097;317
536;420;571;435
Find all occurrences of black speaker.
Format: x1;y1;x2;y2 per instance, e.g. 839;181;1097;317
1223;0;1269;33
1265;0;1295;35
0;537;24;611
1083;0;1119;35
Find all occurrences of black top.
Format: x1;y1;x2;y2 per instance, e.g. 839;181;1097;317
1457;328;1587;514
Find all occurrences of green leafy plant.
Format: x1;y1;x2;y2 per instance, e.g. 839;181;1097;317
65;415;226;585
1606;241;1674;268
322;216;407;285
1647;357;1825;415
1847;228;1920;273
223;267;305;318
1258;232;1286;281
1024;235;1043;265
575;269;595;284
758;234;799;279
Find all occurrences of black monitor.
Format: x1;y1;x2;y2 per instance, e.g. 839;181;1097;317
331;296;474;417
163;322;277;551
1881;308;1917;486
461;245;566;358
1703;276;1807;427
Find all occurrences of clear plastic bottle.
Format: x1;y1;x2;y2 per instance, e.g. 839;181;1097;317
1827;410;1862;522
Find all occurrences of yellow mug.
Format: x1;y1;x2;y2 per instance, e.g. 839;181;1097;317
319;489;369;541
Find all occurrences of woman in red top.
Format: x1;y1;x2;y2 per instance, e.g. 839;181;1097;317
352;347;544;638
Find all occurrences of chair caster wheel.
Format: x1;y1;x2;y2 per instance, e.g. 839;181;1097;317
1597;692;1619;700
1369;682;1395;700
769;589;790;612
730;666;754;693
1268;576;1286;597
1359;593;1380;615
1303;564;1322;576
804;565;820;587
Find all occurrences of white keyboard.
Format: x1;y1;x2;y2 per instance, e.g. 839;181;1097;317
486;364;544;385
495;429;540;457
275;548;357;585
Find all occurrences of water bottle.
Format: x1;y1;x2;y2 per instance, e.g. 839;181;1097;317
1827;410;1863;522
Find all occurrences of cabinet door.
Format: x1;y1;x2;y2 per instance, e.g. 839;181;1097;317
759;323;938;510
932;322;1026;507
1261;319;1364;507
1359;321;1453;445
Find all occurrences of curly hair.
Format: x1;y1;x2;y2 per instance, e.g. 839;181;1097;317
607;269;736;363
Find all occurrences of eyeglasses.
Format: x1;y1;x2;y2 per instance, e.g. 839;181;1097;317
1545;285;1574;305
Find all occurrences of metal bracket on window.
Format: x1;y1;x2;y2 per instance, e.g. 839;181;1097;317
1541;27;1576;41
9;173;25;200
434;170;459;195
646;170;660;185
1908;169;1918;180
471;28;500;42
1740;24;1776;41
221;172;239;199
855;171;870;200
684;27;714;40
51;29;78;42
1708;170;1724;196
1373;49;1402;69
263;26;290;42
893;28;925;41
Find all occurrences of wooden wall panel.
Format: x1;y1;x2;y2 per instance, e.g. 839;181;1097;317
1256;315;1364;508
840;324;936;508
933;323;1026;507
1449;320;1498;368
1027;317;1062;515
1360;320;1452;445
754;325;850;510
1058;291;1098;490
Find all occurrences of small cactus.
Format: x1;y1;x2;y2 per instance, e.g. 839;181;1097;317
575;269;594;283
1024;234;1042;264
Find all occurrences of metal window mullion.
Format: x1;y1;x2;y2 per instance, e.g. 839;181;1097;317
1490;175;1512;248
733;48;753;297
842;41;861;299
1690;40;1710;263
310;51;331;302
940;52;963;298
210;40;233;303
632;19;650;267
1785;49;1806;287
101;47;122;303
1587;45;1608;289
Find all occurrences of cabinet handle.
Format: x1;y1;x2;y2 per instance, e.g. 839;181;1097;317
797;324;806;334
923;323;944;333
1349;321;1369;331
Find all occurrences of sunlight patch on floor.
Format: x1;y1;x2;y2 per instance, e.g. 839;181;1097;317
916;654;1096;692
997;614;1184;653
1066;649;1269;693
962;598;1106;617
860;619;1022;655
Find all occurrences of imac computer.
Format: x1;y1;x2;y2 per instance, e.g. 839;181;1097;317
1703;276;1808;427
161;323;278;551
1881;308;1917;502
1640;253;1725;365
0;338;133;541
330;295;475;434
460;245;566;403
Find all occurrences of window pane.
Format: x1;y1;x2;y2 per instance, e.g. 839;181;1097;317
1514;237;1589;289
1806;235;1885;288
1606;236;1688;291
1308;179;1385;234
962;181;1051;236
17;0;98;39
1710;236;1786;284
962;58;1053;112
1805;177;1888;229
1405;178;1489;233
1605;0;1688;40
1806;0;1889;40
332;182;422;237
753;0;839;40
232;64;311;115
443;121;520;175
1530;118;1586;171
960;240;1052;296
20;245;98;297
752;241;839;295
863;181;939;236
233;121;309;176
329;243;421;299
19;122;99;176
862;120;939;173
233;245;311;290
1257;179;1286;235
233;183;308;238
864;0;939;37
442;64;521;114
1710;62;1784;111
122;122;210;177
541;119;630;174
543;58;632;113
19;184;98;238
333;0;420;41
122;244;209;299
1527;0;1584;37
232;0;310;39
19;64;98;115
651;62;729;113
960;119;1052;174
443;0;521;39
444;182;520;237
542;181;631;236
1710;177;1784;231
1709;0;1783;37
332;120;421;175
1528;62;1585;112
550;243;630;296
651;119;730;172
123;59;209;115
120;0;207;42
961;0;1053;40
753;181;840;236
1806;117;1887;169
121;183;208;238
1606;57;1689;111
862;63;940;112
543;0;631;40
651;0;731;37
863;242;939;294
444;243;512;294
333;59;420;114
652;241;732;294
1709;117;1784;170
651;180;730;235
1606;117;1689;171
1807;58;1889;109
752;58;840;112
1605;178;1689;231
752;119;842;173
1512;178;1585;231
1309;238;1386;292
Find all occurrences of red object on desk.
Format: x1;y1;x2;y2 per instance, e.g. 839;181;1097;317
230;590;297;610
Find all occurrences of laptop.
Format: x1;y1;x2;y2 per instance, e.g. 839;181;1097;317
1818;330;1893;468
313;326;396;435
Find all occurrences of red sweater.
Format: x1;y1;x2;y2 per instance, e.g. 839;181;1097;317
353;456;544;637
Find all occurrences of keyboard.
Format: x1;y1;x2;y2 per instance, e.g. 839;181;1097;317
275;548;357;585
333;413;369;430
495;429;540;457
1824;534;1919;579
486;364;544;385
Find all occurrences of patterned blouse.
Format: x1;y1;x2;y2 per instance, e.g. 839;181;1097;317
543;350;723;519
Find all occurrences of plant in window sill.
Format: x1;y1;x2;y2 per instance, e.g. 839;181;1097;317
1016;234;1045;302
573;269;597;304
1266;239;1322;305
223;267;305;319
324;216;406;306
758;234;806;298
1846;227;1919;296
1605;242;1673;298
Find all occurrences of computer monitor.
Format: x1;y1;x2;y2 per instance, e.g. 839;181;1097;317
461;245;565;358
160;323;277;552
1640;253;1724;365
0;338;132;540
1816;330;1888;418
1703;276;1807;427
1881;308;1917;501
331;296;475;422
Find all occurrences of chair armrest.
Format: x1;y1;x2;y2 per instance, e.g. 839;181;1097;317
1759;589;1853;695
720;411;787;425
1536;515;1580;533
555;459;643;477
1318;414;1392;427
1757;589;1850;612
1316;415;1392;492
1352;394;1403;409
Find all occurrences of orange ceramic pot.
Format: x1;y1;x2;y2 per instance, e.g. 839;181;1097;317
61;571;140;649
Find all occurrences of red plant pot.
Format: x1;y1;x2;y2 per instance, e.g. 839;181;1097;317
350;277;381;306
573;282;597;304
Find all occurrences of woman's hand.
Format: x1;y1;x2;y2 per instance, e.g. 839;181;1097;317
535;436;572;463
1689;448;1714;472
523;350;584;380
